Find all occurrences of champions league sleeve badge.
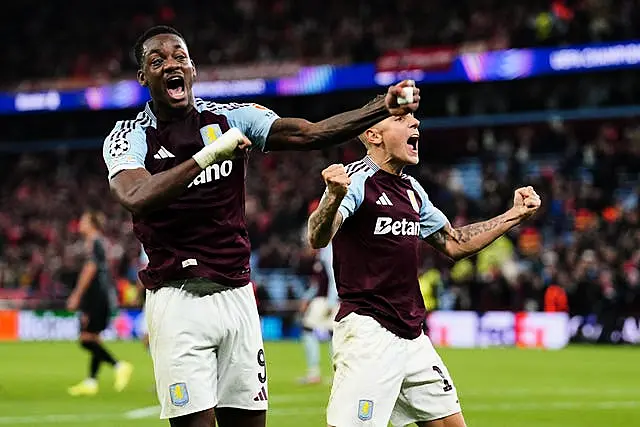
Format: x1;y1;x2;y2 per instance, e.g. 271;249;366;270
108;139;130;158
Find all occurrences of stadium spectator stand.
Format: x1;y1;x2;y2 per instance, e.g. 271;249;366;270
3;0;639;87
0;118;638;317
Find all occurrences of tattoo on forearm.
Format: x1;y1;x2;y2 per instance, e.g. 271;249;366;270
428;212;518;258
452;217;504;243
308;195;342;245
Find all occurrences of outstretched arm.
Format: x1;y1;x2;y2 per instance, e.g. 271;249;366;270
266;80;420;151
426;187;541;260
307;164;350;248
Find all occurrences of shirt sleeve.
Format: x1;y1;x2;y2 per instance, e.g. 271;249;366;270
409;177;449;239
336;171;369;222
223;103;280;152
103;121;148;180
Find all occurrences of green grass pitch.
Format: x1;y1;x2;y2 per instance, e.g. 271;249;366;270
0;341;637;426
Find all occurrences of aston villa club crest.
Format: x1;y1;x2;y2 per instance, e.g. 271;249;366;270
407;189;420;213
358;399;374;421
200;124;223;146
169;382;189;407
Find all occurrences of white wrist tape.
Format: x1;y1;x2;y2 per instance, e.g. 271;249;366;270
192;127;244;169
397;86;414;105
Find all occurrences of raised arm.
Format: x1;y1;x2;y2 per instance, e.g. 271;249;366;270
307;165;351;249
426;187;541;261
266;80;420;151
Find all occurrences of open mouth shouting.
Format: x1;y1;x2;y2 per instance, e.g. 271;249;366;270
407;135;419;155
166;75;186;101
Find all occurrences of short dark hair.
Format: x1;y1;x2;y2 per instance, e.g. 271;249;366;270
133;25;186;67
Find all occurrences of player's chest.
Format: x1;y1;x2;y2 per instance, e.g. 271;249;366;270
362;181;421;237
144;112;232;172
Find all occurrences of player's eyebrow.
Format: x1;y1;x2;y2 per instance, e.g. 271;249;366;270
147;45;187;57
145;48;164;59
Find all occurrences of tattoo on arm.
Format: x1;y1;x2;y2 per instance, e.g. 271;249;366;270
427;213;518;259
307;194;344;248
450;217;504;243
266;97;389;151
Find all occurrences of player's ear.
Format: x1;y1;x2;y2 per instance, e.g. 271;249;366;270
137;69;147;87
191;60;197;80
365;128;383;147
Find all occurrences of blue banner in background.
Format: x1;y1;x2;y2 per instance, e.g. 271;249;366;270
2;41;639;115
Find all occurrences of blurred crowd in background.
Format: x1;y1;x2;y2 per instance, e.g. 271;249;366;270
3;0;640;86
0;0;639;321
0;117;638;317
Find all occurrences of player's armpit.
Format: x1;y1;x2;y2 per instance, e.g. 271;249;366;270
109;160;202;216
265;97;389;151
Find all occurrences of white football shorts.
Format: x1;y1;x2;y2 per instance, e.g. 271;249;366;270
327;313;461;427
145;282;268;419
302;296;339;331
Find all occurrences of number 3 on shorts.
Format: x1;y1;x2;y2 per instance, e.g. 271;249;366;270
432;365;453;392
257;349;267;383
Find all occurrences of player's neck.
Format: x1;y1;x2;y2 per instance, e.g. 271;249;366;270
152;102;194;122
367;152;404;176
85;230;99;241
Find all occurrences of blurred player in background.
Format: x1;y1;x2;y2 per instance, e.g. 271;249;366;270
298;231;338;384
103;25;419;427
308;98;541;427
66;211;134;396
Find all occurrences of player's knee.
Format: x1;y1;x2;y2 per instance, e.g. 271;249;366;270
79;332;99;343
416;412;466;427
169;409;215;427
79;340;95;352
215;408;266;427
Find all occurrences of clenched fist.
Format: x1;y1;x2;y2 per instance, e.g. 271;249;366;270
322;164;351;199
512;186;541;220
385;80;421;116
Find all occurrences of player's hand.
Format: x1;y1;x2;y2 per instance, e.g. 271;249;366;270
300;300;310;313
193;128;251;168
237;135;252;151
233;135;252;157
322;164;350;199
385;80;420;116
512;186;541;221
66;292;80;311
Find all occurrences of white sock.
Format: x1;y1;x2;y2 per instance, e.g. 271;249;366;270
84;378;97;386
302;330;320;377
